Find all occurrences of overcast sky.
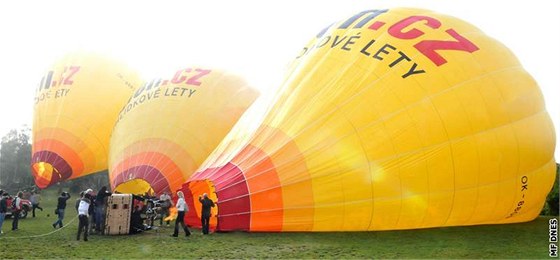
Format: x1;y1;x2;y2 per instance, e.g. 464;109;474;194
0;0;558;159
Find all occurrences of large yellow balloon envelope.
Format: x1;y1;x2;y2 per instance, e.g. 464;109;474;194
32;52;141;188
108;68;259;196
181;8;556;232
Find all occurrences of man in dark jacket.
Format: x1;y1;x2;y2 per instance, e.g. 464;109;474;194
53;192;71;228
198;193;215;235
0;191;7;234
95;186;112;233
12;191;23;230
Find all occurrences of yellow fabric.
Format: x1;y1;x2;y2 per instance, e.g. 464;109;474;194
115;179;153;196
192;8;556;231
108;68;259;194
32;52;141;188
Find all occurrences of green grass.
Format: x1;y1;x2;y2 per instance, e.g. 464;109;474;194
0;189;557;259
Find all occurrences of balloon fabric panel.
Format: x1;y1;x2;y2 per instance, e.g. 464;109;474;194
109;68;259;195
32;52;141;188
181;8;556;232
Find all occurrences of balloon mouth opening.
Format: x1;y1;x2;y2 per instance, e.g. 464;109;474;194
115;179;155;196
31;151;73;188
32;162;58;185
184;179;219;230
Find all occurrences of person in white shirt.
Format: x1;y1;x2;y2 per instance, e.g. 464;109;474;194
77;192;92;241
30;191;43;218
171;191;191;237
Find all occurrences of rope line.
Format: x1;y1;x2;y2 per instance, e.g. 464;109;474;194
0;215;78;239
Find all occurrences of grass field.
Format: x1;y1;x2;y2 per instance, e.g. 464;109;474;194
0;189;557;259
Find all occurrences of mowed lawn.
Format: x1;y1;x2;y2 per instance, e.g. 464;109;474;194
0;189;557;259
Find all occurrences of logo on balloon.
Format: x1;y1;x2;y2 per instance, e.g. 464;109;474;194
34;66;80;104
296;9;479;79
116;68;212;123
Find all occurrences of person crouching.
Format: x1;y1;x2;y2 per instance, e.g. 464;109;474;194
77;192;92;241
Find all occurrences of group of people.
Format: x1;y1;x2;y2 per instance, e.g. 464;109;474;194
0;189;42;233
128;190;217;238
0;190;21;233
51;186;112;233
0;186;218;240
73;187;112;241
127;190;216;238
171;191;215;237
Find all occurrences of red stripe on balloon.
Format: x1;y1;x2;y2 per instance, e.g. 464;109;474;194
31;151;73;188
192;163;251;231
111;165;171;195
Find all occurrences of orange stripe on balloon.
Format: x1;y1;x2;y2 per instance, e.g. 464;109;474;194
111;151;184;193
233;145;283;232
33;127;95;174
248;125;314;232
111;138;197;182
33;139;84;177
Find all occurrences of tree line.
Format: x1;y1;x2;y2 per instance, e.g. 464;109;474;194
0;127;33;192
0;126;109;195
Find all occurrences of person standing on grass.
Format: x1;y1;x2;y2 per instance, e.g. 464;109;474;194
30;191;43;217
171;191;191;237
94;186;111;233
12;191;23;231
53;191;71;228
75;191;85;213
85;189;96;234
77;192;92;241
0;190;7;235
198;193;215;235
159;191;172;226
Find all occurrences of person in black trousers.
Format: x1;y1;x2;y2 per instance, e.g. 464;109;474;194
12;192;23;231
94;186;112;233
171;191;191;237
77;192;92;241
198;193;215;235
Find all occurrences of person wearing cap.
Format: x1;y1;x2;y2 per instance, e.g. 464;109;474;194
77;192;92;241
198;193;215;235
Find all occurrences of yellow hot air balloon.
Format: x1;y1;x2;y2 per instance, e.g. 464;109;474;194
32;52;141;188
108;68;259;196
180;8;556;232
